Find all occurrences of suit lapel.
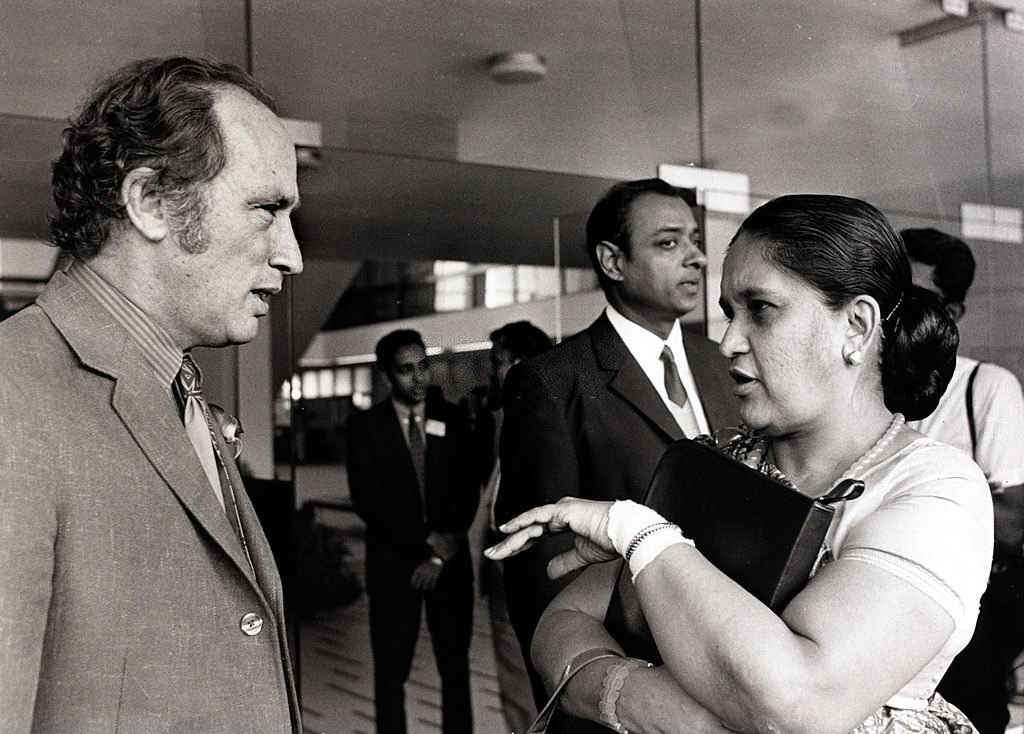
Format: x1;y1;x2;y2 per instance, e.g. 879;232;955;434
212;424;280;605
589;314;684;441
37;271;264;588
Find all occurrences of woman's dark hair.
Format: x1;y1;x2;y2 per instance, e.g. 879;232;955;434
49;56;276;259
585;178;697;294
732;194;958;420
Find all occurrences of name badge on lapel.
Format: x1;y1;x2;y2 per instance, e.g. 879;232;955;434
425;419;446;438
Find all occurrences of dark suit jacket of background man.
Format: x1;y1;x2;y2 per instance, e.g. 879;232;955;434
347;393;480;581
346;391;479;733
495;313;739;709
0;268;299;733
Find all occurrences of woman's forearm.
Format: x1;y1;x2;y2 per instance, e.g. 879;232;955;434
634;545;953;734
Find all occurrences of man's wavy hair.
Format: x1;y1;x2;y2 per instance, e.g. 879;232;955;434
49;56;276;259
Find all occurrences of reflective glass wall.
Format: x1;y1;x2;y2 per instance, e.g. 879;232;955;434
2;1;1023;727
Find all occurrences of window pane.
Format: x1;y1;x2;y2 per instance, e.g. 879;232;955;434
334;367;352;397
302;371;319;400
353;366;372;394
484;265;516;308
318;368;334;397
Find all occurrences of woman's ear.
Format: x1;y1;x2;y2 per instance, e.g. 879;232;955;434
120;167;169;242
595;240;625;283
843;295;881;367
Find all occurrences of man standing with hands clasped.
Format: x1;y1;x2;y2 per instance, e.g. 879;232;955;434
346;329;479;734
0;56;303;732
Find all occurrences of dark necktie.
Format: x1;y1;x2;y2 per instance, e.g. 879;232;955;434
660;345;690;409
661;345;702;437
408;412;426;504
175;355;226;510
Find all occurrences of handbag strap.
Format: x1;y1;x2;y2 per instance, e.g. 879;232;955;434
527;648;623;733
966;362;984;460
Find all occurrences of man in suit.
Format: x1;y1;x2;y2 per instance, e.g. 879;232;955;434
0;57;303;732
346;329;479;734
479;320;553;734
495;178;740;716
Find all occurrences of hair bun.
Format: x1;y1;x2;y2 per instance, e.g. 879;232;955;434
881;286;958;420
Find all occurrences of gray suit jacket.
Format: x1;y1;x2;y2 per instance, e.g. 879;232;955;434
0;270;299;733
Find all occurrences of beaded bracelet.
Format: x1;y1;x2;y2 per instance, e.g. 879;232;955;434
598;657;653;733
624;521;679;562
625;522;694;581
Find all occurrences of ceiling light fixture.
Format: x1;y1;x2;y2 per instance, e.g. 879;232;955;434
486;51;547;83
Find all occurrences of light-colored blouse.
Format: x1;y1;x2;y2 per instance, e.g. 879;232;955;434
823;436;993;709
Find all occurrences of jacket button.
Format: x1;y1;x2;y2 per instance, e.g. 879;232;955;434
240;612;264;636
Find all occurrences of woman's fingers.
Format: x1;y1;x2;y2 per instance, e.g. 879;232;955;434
484;523;545;559
496;503;562;535
484;497;618;561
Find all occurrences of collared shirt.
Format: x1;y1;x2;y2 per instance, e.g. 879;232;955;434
604;304;710;437
65;258;183;389
909;355;1024;491
392;398;427;447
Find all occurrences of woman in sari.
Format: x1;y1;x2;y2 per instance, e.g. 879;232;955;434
486;194;993;734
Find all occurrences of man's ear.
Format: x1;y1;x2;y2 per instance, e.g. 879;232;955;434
595;240;625;283
842;295;882;366
121;167;170;242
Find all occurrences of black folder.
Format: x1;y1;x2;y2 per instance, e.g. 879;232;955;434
604;438;861;663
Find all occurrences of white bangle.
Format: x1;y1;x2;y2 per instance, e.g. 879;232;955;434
627;523;692;581
606;500;670;555
607;500;694;580
598;657;653;733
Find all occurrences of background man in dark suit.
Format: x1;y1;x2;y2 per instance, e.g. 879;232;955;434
346;329;479;734
0;56;303;733
495;178;740;719
478;320;553;734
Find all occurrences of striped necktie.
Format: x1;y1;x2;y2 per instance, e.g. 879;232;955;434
176;354;226;510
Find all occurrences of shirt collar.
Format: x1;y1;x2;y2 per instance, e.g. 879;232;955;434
392;397;426;423
66;258;183;387
605;303;684;358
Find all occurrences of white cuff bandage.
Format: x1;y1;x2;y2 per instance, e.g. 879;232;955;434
607;500;694;581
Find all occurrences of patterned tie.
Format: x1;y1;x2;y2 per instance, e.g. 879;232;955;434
661;345;702;437
408;412;426;511
176;355;226;510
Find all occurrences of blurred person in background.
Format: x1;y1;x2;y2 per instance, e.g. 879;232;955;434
346;329;479;734
478;320;553;734
904;227;1024;734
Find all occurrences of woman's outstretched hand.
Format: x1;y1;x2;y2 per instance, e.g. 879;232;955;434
483;497;618;578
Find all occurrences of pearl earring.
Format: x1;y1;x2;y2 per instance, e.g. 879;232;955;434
845;350;864;366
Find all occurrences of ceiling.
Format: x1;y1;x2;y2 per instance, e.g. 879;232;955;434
2;0;1022;270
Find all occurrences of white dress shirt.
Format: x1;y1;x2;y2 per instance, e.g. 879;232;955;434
604;305;709;438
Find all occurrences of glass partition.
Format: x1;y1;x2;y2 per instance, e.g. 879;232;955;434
3;2;1024;730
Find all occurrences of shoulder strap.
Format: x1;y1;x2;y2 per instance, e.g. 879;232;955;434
966;362;984;459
